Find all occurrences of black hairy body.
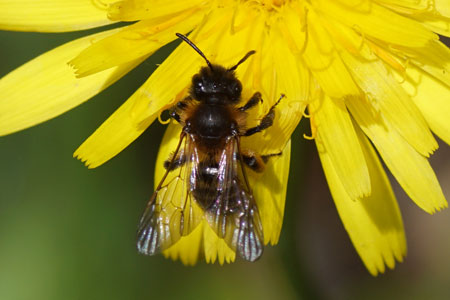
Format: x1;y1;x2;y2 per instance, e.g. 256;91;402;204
136;33;283;262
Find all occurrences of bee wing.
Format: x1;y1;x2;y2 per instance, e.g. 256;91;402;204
205;138;264;262
137;134;204;255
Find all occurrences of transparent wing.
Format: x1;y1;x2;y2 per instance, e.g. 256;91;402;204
205;137;264;262
137;133;203;255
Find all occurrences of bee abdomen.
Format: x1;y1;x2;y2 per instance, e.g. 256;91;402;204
193;164;219;209
193;163;240;211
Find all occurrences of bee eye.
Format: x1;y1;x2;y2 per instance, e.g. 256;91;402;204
195;81;205;94
229;81;242;96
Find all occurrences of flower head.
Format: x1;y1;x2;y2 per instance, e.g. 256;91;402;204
1;0;450;275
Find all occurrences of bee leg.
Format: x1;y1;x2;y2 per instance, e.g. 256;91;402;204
170;98;191;124
261;151;282;163
163;154;186;171
241;154;265;172
244;94;285;136
241;151;282;172
238;92;262;111
169;110;182;123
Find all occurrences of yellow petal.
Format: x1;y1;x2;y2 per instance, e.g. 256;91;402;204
315;0;438;47
377;0;439;17
74;81;153;168
378;0;428;10
348;96;448;213
383;0;450;14
401;65;450;146
417;17;450;37
164;221;237;265
70;8;202;77
278;2;308;54
251;140;291;245
436;0;450;17
163;220;236;265
242;23;307;156
310;94;370;200
162;221;203;266
405;40;450;88
0;28;142;136
379;0;450;36
129;37;205;128
303;9;360;98
0;0;115;32
318;124;406;276
340;45;438;157
381;1;450;37
108;0;209;21
203;224;236;265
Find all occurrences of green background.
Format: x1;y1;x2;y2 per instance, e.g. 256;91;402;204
1;28;449;300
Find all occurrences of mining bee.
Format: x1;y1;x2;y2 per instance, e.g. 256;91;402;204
137;33;284;262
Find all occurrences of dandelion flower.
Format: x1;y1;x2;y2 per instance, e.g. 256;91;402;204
1;0;450;275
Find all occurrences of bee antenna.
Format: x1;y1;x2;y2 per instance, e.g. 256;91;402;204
228;50;256;72
176;33;213;70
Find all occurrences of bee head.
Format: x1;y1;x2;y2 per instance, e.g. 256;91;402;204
176;33;255;105
191;65;242;104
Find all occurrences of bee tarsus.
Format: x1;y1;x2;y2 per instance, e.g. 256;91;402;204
244;93;285;136
238;92;262;112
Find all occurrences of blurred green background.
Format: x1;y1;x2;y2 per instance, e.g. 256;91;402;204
1;28;449;300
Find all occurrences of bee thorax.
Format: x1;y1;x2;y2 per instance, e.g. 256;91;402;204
188;104;236;148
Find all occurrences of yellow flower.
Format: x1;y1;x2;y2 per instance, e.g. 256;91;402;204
1;0;449;275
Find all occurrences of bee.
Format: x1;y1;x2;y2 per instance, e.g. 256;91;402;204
137;33;284;262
